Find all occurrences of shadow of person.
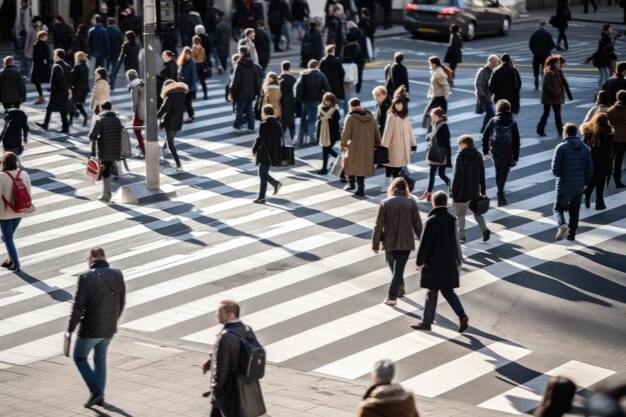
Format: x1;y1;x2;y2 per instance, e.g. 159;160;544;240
14;270;73;302
99;402;135;417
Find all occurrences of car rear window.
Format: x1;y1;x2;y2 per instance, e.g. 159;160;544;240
412;0;455;5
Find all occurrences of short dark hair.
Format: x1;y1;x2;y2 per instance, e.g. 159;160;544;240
617;61;626;74
501;53;511;64
262;104;274;115
349;97;361;107
457;134;475;148
596;90;609;106
450;24;460;33
308;21;317;30
220;300;240;318
3;56;14;66
107;17;116;25
432;190;448;207
308;59;319;69
394;52;404;64
603;24;611;31
257;20;265;28
238;45;248;54
100;101;112;110
54;48;65;59
90;247;106;259
322;92;337;106
93;14;102;24
617;89;626;102
1;152;18;171
281;60;291;71
361;7;370;17
325;44;336;55
563;122;577;136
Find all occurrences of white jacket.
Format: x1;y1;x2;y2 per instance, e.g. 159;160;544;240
0;169;33;220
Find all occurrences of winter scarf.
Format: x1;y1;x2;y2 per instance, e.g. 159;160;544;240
318;104;338;147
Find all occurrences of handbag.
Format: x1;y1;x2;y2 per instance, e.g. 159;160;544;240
199;61;212;78
86;157;104;181
254;94;264;121
400;169;415;192
374;147;389;164
331;153;344;177
280;146;295;166
426;129;447;166
342;62;358;83
469;196;490;216
236;376;266;417
120;125;132;158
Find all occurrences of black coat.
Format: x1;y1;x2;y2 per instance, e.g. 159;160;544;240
343;40;365;70
157;60;177;94
529;27;555;58
427;122;452;168
375;96;391;136
71;62;89;103
416;207;462;290
600;74;626;105
214;20;231;57
120;41;140;72
319;55;345;99
444;33;463;66
295;69;331;102
52;23;74;51
157;83;188;132
31;40;52;84
301;28;324;67
385;62;409;95
252;117;283;166
583;131;613;178
326;15;344;53
254;28;271;69
451;147;486;203
231;55;262;101
488;63;521;114
481;112;521;161
89;110;123;161
279;73;297;127
316;105;341;144
0;65;26;104
48;61;71;112
67;260;126;339
1;108;29;149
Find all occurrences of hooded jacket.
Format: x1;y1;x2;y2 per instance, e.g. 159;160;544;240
128;77;145;120
340;108;381;177
551;136;593;195
489;63;522;114
607;101;626;142
451;147;486;203
157;82;189;132
230;55;262;101
357;384;420;417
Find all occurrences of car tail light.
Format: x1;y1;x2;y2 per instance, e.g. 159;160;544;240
406;3;418;10
438;7;461;14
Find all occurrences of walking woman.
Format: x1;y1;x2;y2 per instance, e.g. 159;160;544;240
418;107;451;201
316;92;340;175
157;50;177;109
581;113;614;210
72;24;89;54
372;177;423;306
554;0;570;51
444;24;463;82
119;31;140;73
381;97;416;192
69;51;89;127
89;68;111;116
423;56;451;128
32;31;51;105
537;56;564;137
177;47;198;124
192;35;209;100
582;90;610;124
157;79;188;174
262;72;282;120
0;152;33;272
251;104;283;204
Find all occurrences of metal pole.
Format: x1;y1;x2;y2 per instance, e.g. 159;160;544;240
143;0;160;190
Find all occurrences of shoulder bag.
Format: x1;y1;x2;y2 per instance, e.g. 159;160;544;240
374;146;389;164
469;196;490;216
426;125;447;166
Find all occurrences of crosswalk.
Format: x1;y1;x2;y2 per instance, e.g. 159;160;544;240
0;70;622;415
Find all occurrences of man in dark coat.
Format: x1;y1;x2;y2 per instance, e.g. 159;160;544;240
251;105;283;203
301;21;324;68
202;300;266;417
0;56;26;109
529;20;555;90
106;17;124;77
488;53;522;114
279;60;297;143
36;49;71;133
88;14;111;69
600;61;626;105
551;123;593;241
89;101;123;202
295;59;331;145
319;45;346;112
254;21;272;71
411;190;468;333
607;90;626;188
68;247;126;408
231;46;262;132
213;11;231;73
1;107;29;160
372;85;391;136
326;6;344;56
385;53;409;98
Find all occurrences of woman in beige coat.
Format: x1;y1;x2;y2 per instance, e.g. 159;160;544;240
262;72;282;120
89;67;111;114
422;56;451;128
380;98;416;192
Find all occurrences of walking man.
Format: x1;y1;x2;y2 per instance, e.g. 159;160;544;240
411;190;469;333
35;49;71;133
67;247;125;408
251;104;283;204
295;59;331;145
528;20;555;91
319;45;346;114
607;89;626;188
474;54;499;133
88;101;122;202
88;14;111;69
230;46;262;133
279;60;297;143
552;123;593;241
0;56;26;109
600;61;626;105
357;360;420;417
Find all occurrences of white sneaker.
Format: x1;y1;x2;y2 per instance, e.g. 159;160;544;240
556;224;569;241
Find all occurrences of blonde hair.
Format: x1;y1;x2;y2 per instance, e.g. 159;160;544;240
176;47;192;66
74;51;88;63
37;30;48;40
372;86;387;96
192;35;202;46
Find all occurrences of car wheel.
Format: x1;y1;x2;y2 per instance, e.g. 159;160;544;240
500;18;511;36
465;22;476;41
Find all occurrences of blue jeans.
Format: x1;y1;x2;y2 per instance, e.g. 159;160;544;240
598;66;610;87
234;99;254;130
480;96;495;133
73;337;112;396
1;218;21;267
553;192;582;237
422;288;465;325
298;101;319;143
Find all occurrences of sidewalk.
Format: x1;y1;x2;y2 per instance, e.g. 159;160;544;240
0;331;512;417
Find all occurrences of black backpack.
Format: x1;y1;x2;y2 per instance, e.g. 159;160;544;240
238;326;266;380
489;119;513;156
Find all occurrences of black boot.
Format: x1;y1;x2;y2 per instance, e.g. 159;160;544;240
497;192;508;207
355;185;365;197
343;179;356;191
596;193;606;210
616;177;626;189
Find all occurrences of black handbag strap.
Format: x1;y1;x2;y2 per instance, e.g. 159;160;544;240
96;272;116;296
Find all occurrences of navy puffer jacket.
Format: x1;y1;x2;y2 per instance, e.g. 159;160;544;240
551;136;593;195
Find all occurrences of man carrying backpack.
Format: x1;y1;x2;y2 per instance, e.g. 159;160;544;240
202;300;266;417
481;99;521;207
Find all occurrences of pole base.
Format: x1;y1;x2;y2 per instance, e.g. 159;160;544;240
116;183;177;205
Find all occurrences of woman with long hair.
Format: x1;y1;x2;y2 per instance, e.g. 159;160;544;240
423;56;451;128
534;376;576;417
89;68;110;115
537;55;564;137
69;51;90;126
119;30;140;73
316;92;341;175
444;24;463;82
192;35;209;100
582;89;610;124
262;72;282;120
31;31;51;105
418;107;451;202
177;47;198;124
581;112;614;210
157;79;188;174
380;98;416;192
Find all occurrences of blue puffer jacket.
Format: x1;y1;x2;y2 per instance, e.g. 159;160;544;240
551;136;593;195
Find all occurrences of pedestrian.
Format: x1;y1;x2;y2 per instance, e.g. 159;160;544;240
417;107;451;202
262;72;282;120
552;123;593;241
69;51;89;127
201;300;266;417
88;101;122;202
600;61;626;105
340;98;381;196
482;99;521;207
607;89;626;189
422;56;451;127
488;53;522;115
255;21;272;71
581;113;613;210
295;59;331;145
326;6;345;56
300;21;324;68
88;14;111;69
316;92;341;174
203;0;221;36
372;178;423;305
126;69;145;158
105;17;123;87
529;20;555;91
290;0;310;40
67;246;126;409
475;55;500;133
279;60;297;144
411;190;468;332
358;7;376;61
537;56;565;137
444;24;463;82
582;89;610;124
70;0;82;29
231;45;262;133
595;25;616;88
88;68;111;118
242;27;260;66
177;46;198;124
213;11;231;74
192;35;209;100
0;56;26;109
157;80;188;174
194;25;213;74
553;0;570;51
381;98;416;191
582;0;598;13
72;24;89;55
178;2;193;47
372;86;391;137
118;31;140;74
119;6;141;36
343;30;366;94
451;135;492;243
534;377;576;417
51;15;74;59
159;30;177;58
1;108;29;168
320;45;346;114
357;359;420;417
268;0;289;52
251;105;283;204
379;0;393;29
157;50;177;109
22;18;42;79
385;53;409;98
35;49;71;133
31;30;51;105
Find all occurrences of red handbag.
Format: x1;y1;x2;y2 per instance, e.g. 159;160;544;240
86;157;104;181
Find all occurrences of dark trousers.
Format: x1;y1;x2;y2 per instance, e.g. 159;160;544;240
101;160;115;178
165;130;181;167
493;156;511;195
258;163;278;199
321;140;338;170
270;23;283;50
585;168;607;206
532;55;549;86
386;250;411;300
69;102;88;123
348;175;365;189
385;166;402;178
557;28;568;50
2;102;21;109
554;192;582;236
185;92;195;119
423;96;448;128
582;0;597;12
613;142;626;184
422;288;465;325
537;104;562;136
211;406;222;417
218;55;228;71
234;99;254;130
479;97;495;134
35;83;43;96
281;121;295;142
427;165;450;192
43;108;69;130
